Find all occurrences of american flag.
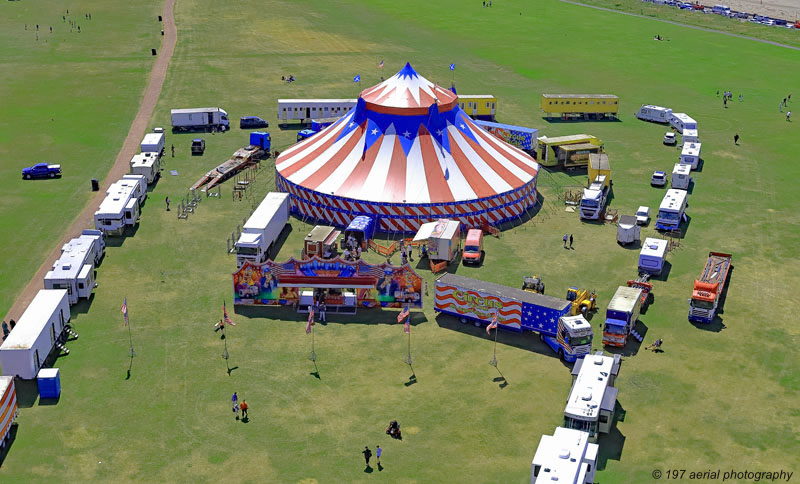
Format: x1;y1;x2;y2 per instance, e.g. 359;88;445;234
397;307;410;323
223;300;236;326
449;63;456;71
306;307;315;334
378;60;384;69
121;298;128;326
486;311;498;335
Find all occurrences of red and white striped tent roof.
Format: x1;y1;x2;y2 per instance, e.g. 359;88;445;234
276;63;538;205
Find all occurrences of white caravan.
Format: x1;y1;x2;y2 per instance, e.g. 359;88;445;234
656;188;688;231
0;289;70;379
94;175;147;235
680;142;701;169
140;129;165;155
563;352;622;441
129;152;161;184
638;238;669;275
671;163;691;190
277;99;357;123
635;105;673;123
530;427;598;484
43;231;105;305
681;128;699;145
235;192;290;267
670;113;697;133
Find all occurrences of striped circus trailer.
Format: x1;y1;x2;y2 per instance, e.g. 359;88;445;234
274;63;539;234
0;376;18;450
434;273;593;362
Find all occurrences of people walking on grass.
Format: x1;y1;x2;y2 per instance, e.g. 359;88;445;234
779;102;783;112
2;321;9;340
165;196;170;211
562;233;568;248
787;111;792;122
723;97;727;108
240;400;248;419
376;445;382;467
362;446;372;467
320;302;327;323
569;234;574;249
171;144;175;157
233;401;239;419
734;133;739;145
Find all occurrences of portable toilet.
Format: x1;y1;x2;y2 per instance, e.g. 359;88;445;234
671;163;691;190
37;368;61;399
638;238;668;275
588;154;611;187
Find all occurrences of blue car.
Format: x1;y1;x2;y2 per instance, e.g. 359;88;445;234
22;163;62;179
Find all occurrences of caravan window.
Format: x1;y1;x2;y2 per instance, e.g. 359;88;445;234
491;102;495;108
485;102;489;108
78;282;85;289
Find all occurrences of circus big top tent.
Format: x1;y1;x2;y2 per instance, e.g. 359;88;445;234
275;63;539;233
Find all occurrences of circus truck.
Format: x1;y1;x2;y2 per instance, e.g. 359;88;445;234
689;252;732;323
471;119;538;153
434;273;593;362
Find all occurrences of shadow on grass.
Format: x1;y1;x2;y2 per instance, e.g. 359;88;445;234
649;260;672;282
597;413;626;471
70;293;96;317
619;239;643;251
601;321;647;357
14;379;38;409
105;223;140;248
542;116;622;124
38;395;60;406
234;304;429;327
0;423;18;467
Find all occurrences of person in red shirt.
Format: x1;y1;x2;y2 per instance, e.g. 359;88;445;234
240;400;248;419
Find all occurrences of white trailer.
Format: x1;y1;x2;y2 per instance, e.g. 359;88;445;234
670;113;697;133
140;129;165;155
277;99;357;123
563;351;621;441
413;219;461;262
129;152;161;184
639;238;668;275
0;376;17;450
530;427;598;484
235;192;290;267
681;128;699;145
0;289;70;379
656;188;688;231
94;175;147;235
680;142;701;169
171;107;230;132
635;105;673;123
616;215;640;245
43;232;105;305
671;163;691;190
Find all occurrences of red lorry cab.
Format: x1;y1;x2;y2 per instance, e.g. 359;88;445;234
462;229;484;265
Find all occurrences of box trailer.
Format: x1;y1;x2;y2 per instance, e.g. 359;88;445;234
579;175;609;220
638;238;668;275
303;225;341;259
681;128;699;145
588;154;611;187
129;152;161;184
249;131;271;152
472;119;538;152
656;189;688;231
278;99;356;123
602;286;644;347
670;113;697;133
344;215;377;249
563;351;621;440
689;252;732;323
536;135;603;167
235;192;290;268
636;105;673;123
94;175;146;235
616;215;640;245
140;129;165;155
434;273;593;362
680;142;701;169
413;219;461;263
0;289;70;379
531;427;598;484
456;94;497;120
540;94;619;120
171;107;230;132
0;376;17;451
671;163;691;190
43;232;104;305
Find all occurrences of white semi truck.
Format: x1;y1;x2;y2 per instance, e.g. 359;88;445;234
579;175;608;220
171;107;230;132
235;192;290;267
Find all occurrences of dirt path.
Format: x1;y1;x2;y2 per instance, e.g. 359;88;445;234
2;0;177;323
559;0;800;51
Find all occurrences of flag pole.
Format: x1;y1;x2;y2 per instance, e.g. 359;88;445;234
405;315;412;367
489;325;498;367
125;298;135;358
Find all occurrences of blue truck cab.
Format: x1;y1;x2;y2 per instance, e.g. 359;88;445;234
22;163;62;179
297;129;316;142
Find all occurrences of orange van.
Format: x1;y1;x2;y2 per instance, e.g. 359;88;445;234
462;229;484;265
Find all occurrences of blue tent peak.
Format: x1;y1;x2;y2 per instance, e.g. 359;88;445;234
397;62;419;79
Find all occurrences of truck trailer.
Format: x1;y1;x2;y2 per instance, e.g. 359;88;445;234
472;119;538;153
0;376;18;451
540;94;619;120
235;192;290;268
530;427;598;484
413;219;461;263
579;175;609;220
43;231;105;305
563;351;622;440
689;252;732;323
278;99;356;123
536;134;603;167
638;238;668;275
434;273;593;362
588;154;611;187
171;107;230;132
456;94;497;120
602;286;644;347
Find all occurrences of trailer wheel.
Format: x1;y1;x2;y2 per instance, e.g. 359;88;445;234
558;349;565;361
460;317;467;324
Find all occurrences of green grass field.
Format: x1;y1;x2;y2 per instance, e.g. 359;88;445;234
1;0;798;482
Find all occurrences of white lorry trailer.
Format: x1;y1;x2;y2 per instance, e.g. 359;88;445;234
671;163;691;189
413;219;462;263
636;105;673;123
140;129;166;155
94;175;147;235
0;289;70;379
670;113;697;133
235;192;290;268
680;142;701;169
563;351;622;441
171;108;230;132
579;175;609;220
0;376;17;451
129;152;161;184
43;231;105;305
530;427;598;484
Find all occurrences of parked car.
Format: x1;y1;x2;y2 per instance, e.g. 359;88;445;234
663;132;677;145
240;116;269;129
297;129;315;142
651;170;668;187
22;163;62;179
636;206;651;225
191;138;206;155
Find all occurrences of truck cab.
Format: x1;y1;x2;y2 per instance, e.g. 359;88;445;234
579;175;608;220
462;229;484;265
297;129;316;142
558;315;593;359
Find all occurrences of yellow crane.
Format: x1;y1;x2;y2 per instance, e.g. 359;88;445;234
566;286;597;316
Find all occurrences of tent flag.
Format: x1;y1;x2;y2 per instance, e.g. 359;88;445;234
486;311;498;335
378;60;384;69
354;75;361;83
397;308;410;323
449;63;456;71
306;307;315;334
121;298;129;326
223;300;236;326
